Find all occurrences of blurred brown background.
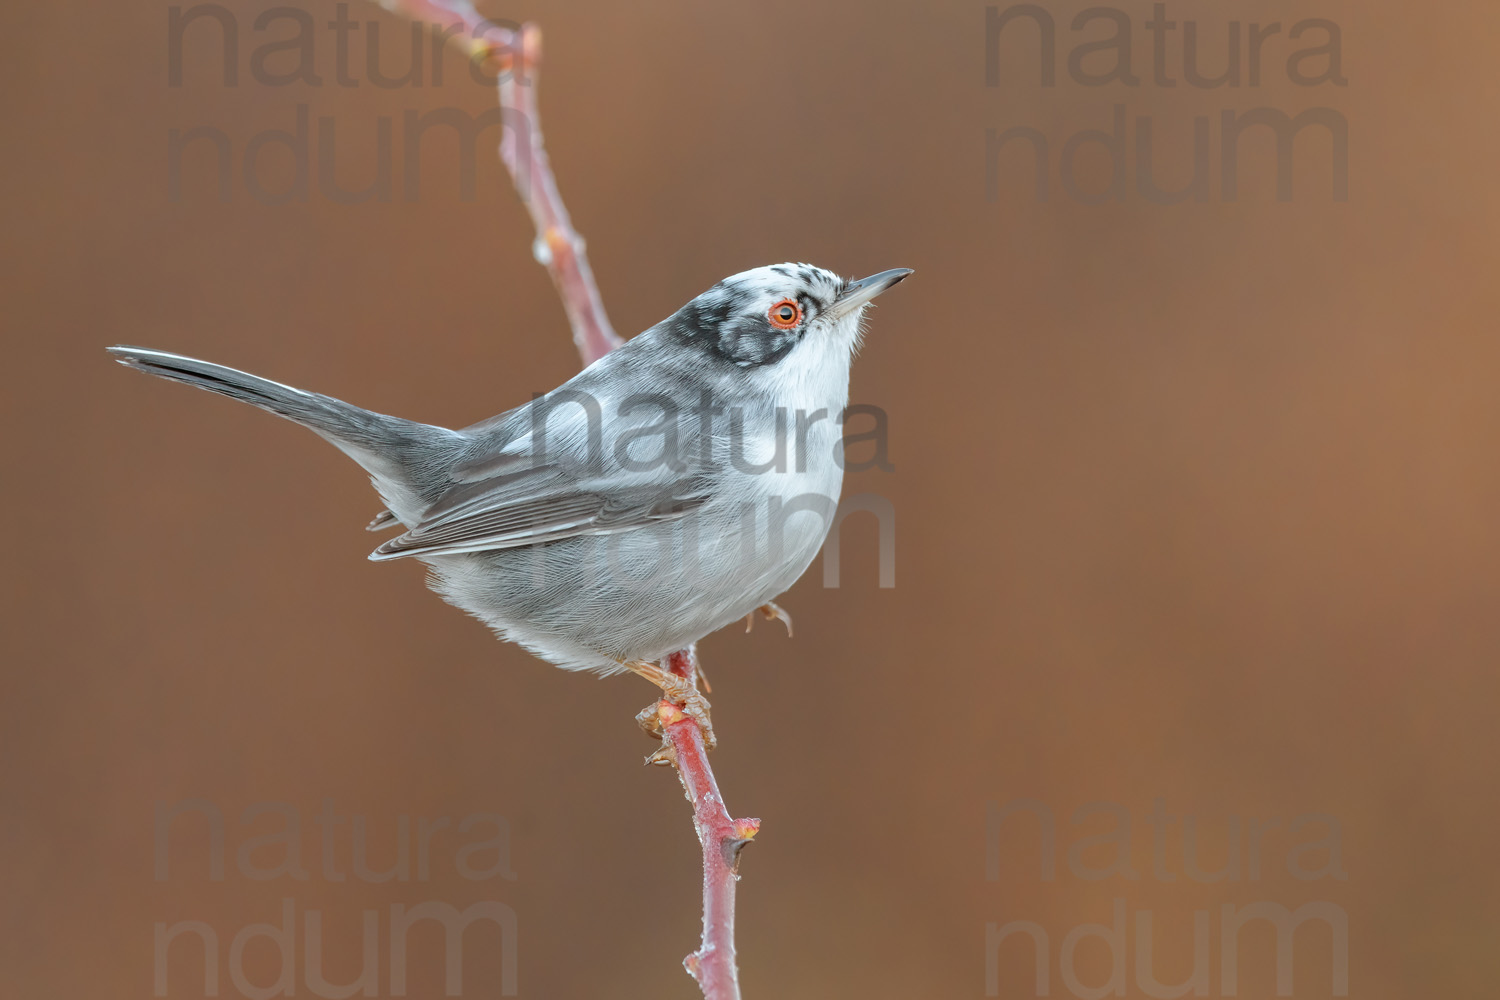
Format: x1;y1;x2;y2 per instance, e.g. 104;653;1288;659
4;0;1498;996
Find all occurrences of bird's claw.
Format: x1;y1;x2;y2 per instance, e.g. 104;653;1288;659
744;601;794;637
643;740;676;767
637;692;717;751
636;701;666;739
626;660;717;751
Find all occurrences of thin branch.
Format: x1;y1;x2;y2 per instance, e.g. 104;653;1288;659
494;24;624;364
378;0;622;362
374;4;751;996
658;648;760;1000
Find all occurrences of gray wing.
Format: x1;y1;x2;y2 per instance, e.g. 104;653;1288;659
367;350;716;561
368;478;712;560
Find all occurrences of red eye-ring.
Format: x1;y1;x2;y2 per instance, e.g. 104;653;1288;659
768;299;802;329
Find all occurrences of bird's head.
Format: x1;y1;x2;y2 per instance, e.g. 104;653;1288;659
662;263;912;369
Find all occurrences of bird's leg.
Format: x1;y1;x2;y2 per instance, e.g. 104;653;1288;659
624;658;717;751
743;601;794;638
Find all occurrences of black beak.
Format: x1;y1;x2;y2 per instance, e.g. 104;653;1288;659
830;268;913;316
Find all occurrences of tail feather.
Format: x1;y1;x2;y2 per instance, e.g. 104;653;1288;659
108;346;460;521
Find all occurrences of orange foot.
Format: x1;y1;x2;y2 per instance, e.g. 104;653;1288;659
624;659;717;752
743;601;794;638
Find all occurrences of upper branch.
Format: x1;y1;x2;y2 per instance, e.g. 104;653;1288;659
378;0;624;364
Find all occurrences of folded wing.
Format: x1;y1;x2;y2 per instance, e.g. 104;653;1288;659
368;478;711;560
368;362;715;560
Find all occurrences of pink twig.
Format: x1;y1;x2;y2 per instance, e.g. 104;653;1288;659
494;25;624;364
376;4;749;996
377;0;500;44
378;1;623;362
658;648;760;1000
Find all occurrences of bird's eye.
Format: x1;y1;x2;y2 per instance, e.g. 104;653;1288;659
768;299;802;329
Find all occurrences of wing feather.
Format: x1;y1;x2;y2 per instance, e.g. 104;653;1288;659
364;344;717;561
368;484;710;560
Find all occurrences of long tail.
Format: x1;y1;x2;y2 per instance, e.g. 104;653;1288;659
108;346;459;518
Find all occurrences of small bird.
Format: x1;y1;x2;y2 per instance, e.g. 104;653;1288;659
109;263;910;739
